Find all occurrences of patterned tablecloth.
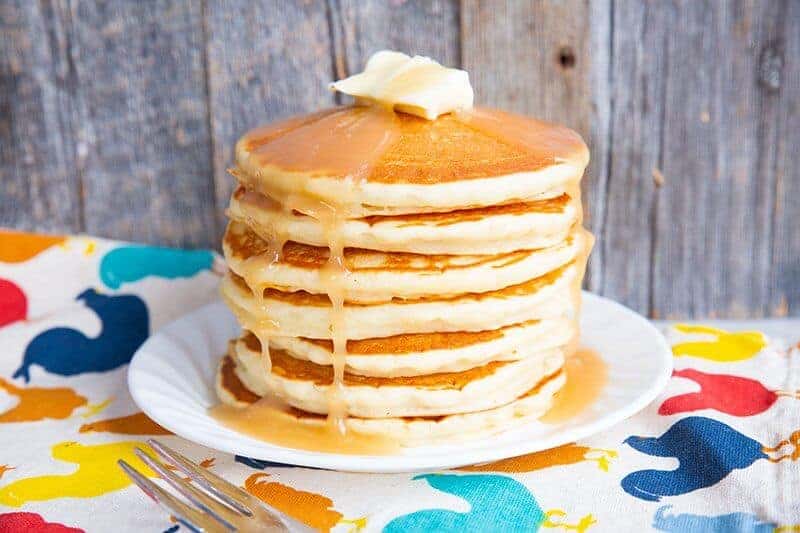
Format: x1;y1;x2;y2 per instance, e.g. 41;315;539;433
0;229;798;533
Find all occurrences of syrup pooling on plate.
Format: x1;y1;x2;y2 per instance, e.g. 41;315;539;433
210;400;399;455
540;348;607;423
211;360;399;455
232;105;402;435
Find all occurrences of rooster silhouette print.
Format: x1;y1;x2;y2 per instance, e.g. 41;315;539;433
621;416;799;501
0;512;84;533
99;246;215;289
652;505;777;533
0;231;65;263
458;443;617;473
384;473;594;533
660;368;798;417
0;279;27;327
0;441;156;507
13;289;148;382
671;325;766;362
0;378;87;422
245;473;343;532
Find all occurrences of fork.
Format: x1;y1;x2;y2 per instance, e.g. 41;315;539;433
119;439;312;532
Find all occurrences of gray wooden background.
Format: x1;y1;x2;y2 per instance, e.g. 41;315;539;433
1;0;798;319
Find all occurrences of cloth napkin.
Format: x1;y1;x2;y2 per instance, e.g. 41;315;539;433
0;229;798;532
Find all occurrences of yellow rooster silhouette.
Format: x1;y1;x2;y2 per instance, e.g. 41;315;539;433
672;325;766;362
0;441;155;507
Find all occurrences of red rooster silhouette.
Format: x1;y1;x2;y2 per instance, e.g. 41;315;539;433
660;368;798;417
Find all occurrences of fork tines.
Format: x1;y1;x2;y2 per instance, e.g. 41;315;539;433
119;439;296;532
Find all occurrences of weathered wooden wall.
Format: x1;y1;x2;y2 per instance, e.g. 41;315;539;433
1;0;797;318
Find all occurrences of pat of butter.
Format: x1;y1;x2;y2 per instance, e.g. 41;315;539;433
330;50;474;120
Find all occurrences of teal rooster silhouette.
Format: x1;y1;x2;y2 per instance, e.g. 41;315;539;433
383;473;594;533
99;246;215;289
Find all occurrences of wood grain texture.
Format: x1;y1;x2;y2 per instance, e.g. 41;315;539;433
584;0;612;295
767;0;800;317
330;0;460;80
461;0;593;123
69;1;216;247
0;1;83;234
204;0;337;240
595;1;672;315
603;0;799;319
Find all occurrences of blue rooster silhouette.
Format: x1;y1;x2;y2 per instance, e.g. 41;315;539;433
13;289;149;382
621;417;766;501
234;456;318;470
383;473;546;533
100;246;214;289
235;456;284;469
653;505;777;533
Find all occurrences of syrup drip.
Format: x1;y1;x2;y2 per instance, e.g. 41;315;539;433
262;220;287;265
540;348;607;423
229;301;279;376
247;209;286;265
233;217;279;374
233;105;401;436
315;201;350;435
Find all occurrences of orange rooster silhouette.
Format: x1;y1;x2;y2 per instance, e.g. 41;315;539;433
0;378;87;422
244;473;343;532
459;443;617;473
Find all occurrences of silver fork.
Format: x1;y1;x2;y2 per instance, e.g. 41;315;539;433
119;439;312;532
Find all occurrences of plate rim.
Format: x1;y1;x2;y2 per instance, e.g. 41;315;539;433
128;291;673;473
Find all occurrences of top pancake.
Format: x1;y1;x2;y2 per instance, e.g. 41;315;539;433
234;105;589;214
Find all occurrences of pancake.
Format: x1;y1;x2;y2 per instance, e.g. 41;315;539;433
266;319;575;377
216;354;566;445
228;338;565;418
224;220;585;302
220;261;579;340
233;105;589;216
228;186;579;254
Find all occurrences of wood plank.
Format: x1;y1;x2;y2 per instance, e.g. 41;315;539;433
644;1;797;318
204;0;337;240
589;0;800;319
461;0;593;121
0;1;82;234
596;1;671;315
330;0;460;78
584;0;612;294
68;1;216;247
460;0;607;290
764;0;799;317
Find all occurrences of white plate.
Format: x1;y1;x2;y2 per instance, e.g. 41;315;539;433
128;292;672;473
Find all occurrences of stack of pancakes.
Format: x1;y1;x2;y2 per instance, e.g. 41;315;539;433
216;105;591;445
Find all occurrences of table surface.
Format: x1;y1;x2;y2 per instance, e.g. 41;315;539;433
0;229;798;532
